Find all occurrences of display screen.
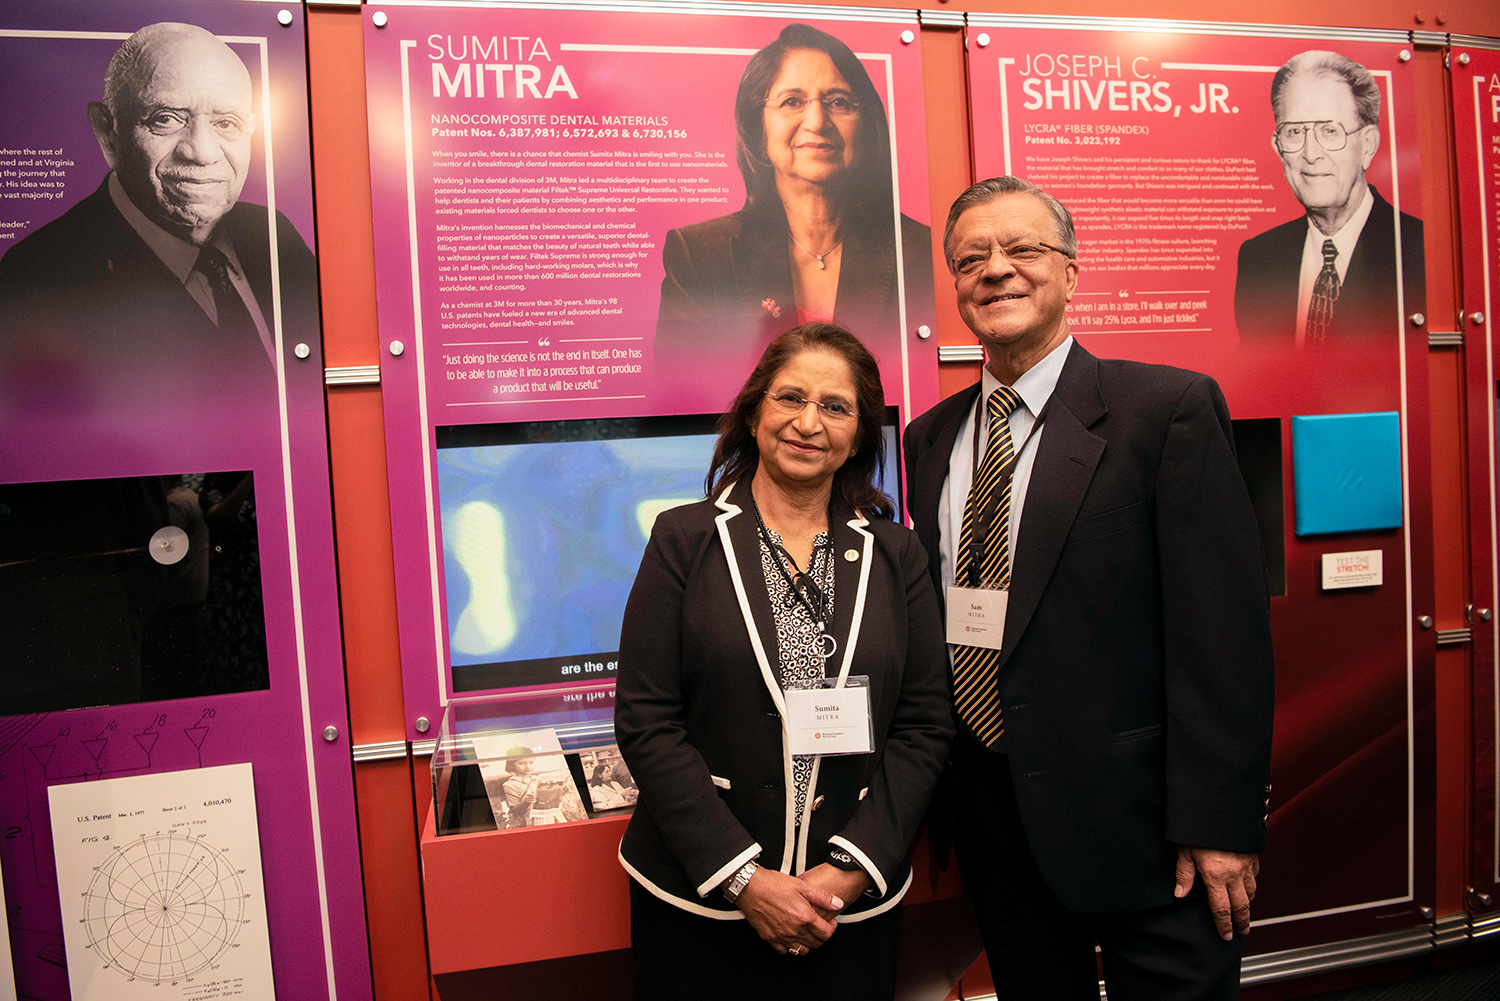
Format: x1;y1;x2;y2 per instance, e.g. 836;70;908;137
435;412;901;691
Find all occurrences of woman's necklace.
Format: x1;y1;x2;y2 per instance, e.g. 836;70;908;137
752;501;836;660
788;231;843;270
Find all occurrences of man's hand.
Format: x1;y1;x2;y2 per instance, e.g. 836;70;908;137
800;863;871;921
1175;846;1259;941
734;867;842;955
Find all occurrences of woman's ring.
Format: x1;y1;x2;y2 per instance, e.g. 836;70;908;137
789;945;803;956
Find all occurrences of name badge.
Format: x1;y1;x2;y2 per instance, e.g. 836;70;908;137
786;676;874;756
946;585;1008;650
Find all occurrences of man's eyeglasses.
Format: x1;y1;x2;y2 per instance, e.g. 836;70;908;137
1273;120;1368;154
765;94;861;118
764;391;857;421
950;242;1070;277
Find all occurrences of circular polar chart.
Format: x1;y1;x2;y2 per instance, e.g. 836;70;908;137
81;833;247;983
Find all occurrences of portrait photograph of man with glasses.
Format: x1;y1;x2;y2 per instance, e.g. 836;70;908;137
1233;50;1424;350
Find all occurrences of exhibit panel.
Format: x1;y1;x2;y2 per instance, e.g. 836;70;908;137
363;0;941;734
965;14;1437;953
8;0;1500;998
0;1;370;999
1452;32;1500;933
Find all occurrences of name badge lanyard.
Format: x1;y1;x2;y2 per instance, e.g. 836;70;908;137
752;503;837;663
967;399;1050;588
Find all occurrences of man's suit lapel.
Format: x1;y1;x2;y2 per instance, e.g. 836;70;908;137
88;180;233;341
223;204;277;321
98;215;215;338
1339;187;1395;306
1001;342;1107;665
911;385;980;577
1262;222;1303;336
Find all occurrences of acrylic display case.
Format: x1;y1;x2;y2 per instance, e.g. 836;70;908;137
419;682;636;976
430;683;634;837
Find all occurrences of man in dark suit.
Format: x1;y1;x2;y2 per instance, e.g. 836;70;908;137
0;22;316;429
1234;50;1423;348
905;176;1274;999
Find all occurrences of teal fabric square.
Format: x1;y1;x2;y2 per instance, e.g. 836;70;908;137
1291;412;1402;536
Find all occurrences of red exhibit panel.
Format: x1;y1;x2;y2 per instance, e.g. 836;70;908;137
0;1;370;999
964;14;1436;952
1452;34;1500;929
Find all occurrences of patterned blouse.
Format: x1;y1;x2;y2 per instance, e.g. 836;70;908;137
757;526;835;827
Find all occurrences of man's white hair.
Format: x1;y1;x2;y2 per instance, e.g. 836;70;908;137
101;22;230;117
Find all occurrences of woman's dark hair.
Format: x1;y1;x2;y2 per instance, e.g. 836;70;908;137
706;323;892;519
733;24;894;231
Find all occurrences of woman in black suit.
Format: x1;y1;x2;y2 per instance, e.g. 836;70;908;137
653;25;932;376
616;323;952;999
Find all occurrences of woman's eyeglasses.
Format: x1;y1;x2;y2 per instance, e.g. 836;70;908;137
765;94;861;118
764;391;857;421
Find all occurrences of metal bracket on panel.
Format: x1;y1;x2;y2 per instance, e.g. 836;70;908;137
411;738;438;757
1435;627;1472;646
938;344;984;364
1409;30;1450;49
1473;912;1500;939
918;10;966;27
1427;331;1464;348
351;739;410;764
1433;913;1470;948
1239;926;1433;985
1452;34;1500;53
306;0;364;8
325;364;382;386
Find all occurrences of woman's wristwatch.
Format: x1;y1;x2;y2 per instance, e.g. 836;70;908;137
721;859;760;903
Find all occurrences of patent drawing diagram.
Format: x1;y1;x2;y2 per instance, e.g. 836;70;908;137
80;831;248;983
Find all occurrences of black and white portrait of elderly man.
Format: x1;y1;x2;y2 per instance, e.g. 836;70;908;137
0;21;318;418
1233;50;1423;350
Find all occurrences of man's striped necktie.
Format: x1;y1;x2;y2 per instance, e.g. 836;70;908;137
953;386;1024;747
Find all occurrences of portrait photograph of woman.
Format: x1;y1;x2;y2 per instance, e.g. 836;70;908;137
654;24;934;380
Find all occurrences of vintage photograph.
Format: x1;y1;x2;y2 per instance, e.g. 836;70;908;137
474;728;588;829
579;746;638;813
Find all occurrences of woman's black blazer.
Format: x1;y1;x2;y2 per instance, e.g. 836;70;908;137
615;477;952;921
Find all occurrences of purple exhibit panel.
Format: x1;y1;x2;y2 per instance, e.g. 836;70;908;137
364;1;939;735
0;2;370;999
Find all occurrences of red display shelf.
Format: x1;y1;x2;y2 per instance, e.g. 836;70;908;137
420;810;633;974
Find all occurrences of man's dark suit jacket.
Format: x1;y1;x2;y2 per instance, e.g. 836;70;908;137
1234;185;1424;347
654;205;933;372
615;477;953;920
903;341;1274;914
0;176;318;429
